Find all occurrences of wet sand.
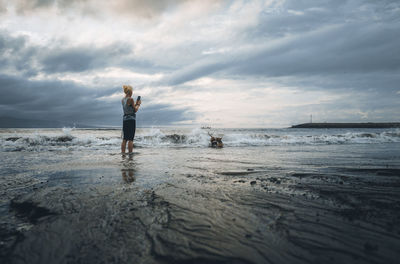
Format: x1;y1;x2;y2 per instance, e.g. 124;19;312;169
1;146;400;264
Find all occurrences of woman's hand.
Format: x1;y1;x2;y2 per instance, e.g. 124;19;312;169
133;100;141;113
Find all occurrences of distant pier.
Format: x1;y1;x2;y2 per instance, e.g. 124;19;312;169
291;122;400;128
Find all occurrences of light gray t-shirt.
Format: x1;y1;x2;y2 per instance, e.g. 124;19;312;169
122;97;136;121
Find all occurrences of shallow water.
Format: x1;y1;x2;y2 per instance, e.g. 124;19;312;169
1;128;400;263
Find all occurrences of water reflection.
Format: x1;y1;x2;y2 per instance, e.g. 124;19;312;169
121;169;135;183
121;153;136;183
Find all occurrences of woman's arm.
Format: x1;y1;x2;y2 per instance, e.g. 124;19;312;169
128;98;140;112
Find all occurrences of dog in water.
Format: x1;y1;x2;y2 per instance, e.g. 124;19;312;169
209;133;223;148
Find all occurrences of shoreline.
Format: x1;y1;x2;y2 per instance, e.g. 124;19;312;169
291;122;400;128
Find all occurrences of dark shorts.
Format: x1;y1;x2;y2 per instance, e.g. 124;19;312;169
123;119;136;141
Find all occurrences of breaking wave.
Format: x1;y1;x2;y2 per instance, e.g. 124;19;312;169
1;128;400;151
222;130;400;146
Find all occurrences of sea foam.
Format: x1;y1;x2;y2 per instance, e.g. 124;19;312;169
1;128;399;152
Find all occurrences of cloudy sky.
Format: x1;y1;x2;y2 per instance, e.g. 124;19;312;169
0;0;399;127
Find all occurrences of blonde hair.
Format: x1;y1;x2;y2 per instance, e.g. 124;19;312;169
123;85;132;95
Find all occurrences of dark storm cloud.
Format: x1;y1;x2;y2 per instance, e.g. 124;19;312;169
0;73;109;119
161;0;400;88
0;29;192;126
0;31;38;76
40;44;132;73
231;0;400;77
230;23;400;77
166;24;400;85
40;44;165;74
0;30;160;75
0;74;195;126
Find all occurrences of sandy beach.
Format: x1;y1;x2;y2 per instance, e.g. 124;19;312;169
1;127;400;263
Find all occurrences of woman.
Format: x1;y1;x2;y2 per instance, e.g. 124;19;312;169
121;85;141;153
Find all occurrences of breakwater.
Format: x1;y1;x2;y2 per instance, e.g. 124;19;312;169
291;122;400;128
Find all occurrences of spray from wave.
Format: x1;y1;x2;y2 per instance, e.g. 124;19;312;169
1;128;399;152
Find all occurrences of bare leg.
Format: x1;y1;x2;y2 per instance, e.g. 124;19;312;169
128;140;133;153
121;139;127;153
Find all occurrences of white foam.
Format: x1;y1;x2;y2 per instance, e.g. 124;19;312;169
62;126;74;136
1;128;399;151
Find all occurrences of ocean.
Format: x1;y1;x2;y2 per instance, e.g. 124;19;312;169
1;127;400;263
